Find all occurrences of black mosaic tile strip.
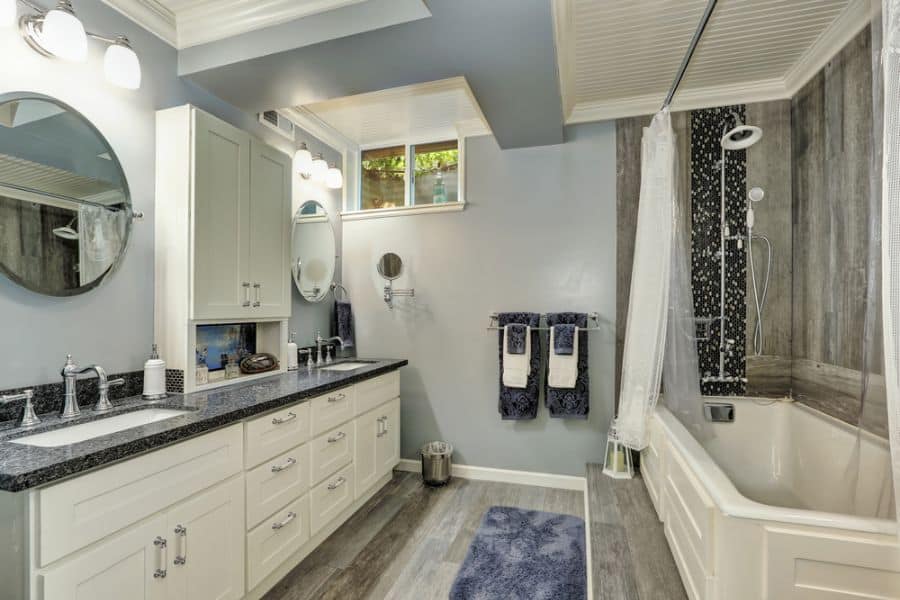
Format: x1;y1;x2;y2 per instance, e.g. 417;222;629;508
166;369;185;394
690;105;747;396
0;370;144;423
0;359;407;492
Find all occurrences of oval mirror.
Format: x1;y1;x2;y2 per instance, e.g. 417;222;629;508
377;252;403;280
292;200;336;302
0;93;132;296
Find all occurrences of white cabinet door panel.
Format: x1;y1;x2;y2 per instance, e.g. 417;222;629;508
246;494;310;590
244;402;310;468
246;443;310;529
376;398;401;478
354;408;381;498
309;423;354;486
309;463;355;536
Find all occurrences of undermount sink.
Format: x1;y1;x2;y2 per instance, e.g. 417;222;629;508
319;361;374;372
10;408;191;448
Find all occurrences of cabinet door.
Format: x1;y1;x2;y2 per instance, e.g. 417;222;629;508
41;515;167;600
248;140;291;318
354;409;381;498
192;109;251;320
166;476;245;600
376;398;401;478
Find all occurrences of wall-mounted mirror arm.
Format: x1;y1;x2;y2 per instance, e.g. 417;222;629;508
377;253;413;309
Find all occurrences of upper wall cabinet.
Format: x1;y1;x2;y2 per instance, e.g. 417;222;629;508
155;106;291;322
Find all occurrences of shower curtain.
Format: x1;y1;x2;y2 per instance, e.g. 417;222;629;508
879;0;900;526
610;109;676;450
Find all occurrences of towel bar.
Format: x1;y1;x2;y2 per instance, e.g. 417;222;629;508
486;312;602;331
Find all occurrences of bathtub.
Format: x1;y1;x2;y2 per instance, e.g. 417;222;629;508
642;397;900;599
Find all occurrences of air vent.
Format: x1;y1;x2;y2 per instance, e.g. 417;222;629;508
258;110;295;141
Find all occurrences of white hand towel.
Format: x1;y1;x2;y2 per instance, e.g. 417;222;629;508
548;326;579;389
502;325;530;389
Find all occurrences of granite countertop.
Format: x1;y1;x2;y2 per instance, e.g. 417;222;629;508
0;359;406;492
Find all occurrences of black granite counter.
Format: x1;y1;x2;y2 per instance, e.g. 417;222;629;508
0;359;406;492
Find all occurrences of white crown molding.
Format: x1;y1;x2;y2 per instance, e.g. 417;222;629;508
396;459;587;491
101;0;177;47
552;0;575;120
783;0;876;97
567;78;789;123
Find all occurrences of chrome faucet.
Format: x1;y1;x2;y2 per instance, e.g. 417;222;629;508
314;332;344;366
1;388;40;428
61;355;124;417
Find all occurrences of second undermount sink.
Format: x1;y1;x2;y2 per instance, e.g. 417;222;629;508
319;361;375;372
10;408;191;448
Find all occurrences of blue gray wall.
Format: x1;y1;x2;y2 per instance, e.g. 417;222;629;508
341;125;617;476
0;0;338;388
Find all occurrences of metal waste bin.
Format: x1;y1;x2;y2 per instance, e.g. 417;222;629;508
420;441;453;486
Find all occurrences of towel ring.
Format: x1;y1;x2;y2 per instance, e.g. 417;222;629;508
331;282;350;302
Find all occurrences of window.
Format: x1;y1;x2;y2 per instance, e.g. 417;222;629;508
356;139;463;214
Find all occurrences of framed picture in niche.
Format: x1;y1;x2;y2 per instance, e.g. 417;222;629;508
196;323;256;371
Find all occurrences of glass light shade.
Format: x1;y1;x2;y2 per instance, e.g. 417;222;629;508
0;0;16;28
294;145;313;177
104;40;141;90
325;164;343;189
310;154;328;183
42;5;88;62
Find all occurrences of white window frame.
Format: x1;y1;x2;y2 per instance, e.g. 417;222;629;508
344;137;465;220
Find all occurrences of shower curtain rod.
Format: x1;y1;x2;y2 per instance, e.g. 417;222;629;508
661;0;718;110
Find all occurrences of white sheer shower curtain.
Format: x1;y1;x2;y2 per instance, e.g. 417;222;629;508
610;109;677;450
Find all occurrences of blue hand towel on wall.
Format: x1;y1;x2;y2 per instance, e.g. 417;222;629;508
545;312;589;419
506;323;528;354
332;300;355;349
553;324;576;355
498;312;541;420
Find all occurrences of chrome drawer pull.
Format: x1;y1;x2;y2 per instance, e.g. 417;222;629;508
153;536;167;578
272;511;296;530
327;476;346;490
173;525;187;566
376;417;386;437
272;411;297;425
327;431;346;443
327;392;346;403
253;282;261;307
242;282;251;307
271;457;297;472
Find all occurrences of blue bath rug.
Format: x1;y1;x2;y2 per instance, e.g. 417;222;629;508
450;506;586;600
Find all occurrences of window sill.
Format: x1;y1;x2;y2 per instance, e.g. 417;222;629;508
340;202;465;221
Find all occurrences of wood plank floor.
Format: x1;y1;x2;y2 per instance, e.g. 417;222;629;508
262;472;584;600
587;463;687;600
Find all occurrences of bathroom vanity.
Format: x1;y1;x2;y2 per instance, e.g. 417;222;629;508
0;360;405;600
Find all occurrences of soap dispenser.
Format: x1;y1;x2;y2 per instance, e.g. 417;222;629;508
287;331;299;371
143;344;167;400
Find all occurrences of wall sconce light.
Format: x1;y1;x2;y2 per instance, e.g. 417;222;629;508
5;0;142;89
310;152;328;183
325;163;343;189
294;142;313;179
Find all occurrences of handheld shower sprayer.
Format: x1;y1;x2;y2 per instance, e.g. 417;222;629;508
746;187;764;231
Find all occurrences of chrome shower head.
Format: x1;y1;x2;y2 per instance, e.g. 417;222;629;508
721;111;763;150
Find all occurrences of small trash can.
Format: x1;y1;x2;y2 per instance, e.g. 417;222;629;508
420;441;453;486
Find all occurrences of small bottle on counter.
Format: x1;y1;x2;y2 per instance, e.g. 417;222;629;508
225;355;241;379
143;344;167;400
196;345;209;385
287;331;299;371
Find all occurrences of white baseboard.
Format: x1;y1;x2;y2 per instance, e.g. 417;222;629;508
397;458;587;492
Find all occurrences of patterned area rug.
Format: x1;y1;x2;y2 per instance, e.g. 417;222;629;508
450;506;586;600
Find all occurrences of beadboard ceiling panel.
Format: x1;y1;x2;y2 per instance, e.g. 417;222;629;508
556;0;874;122
300;78;491;148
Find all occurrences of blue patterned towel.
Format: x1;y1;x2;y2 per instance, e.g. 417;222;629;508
553;324;576;355
505;324;528;355
497;312;541;420
331;300;355;349
545;313;589;419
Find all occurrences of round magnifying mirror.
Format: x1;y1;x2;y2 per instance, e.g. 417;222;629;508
0;93;132;296
292;200;336;302
377;252;403;280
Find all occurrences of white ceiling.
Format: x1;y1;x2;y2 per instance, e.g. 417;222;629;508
102;0;371;48
296;78;492;148
555;0;875;122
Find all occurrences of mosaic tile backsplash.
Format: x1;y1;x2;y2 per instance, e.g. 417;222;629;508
691;105;748;396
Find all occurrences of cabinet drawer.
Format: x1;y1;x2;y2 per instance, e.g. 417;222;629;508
246;443;310;529
246;494;310;591
245;402;310;468
310;423;355;486
37;424;243;567
356;371;399;415
309;464;355;536
310;386;355;437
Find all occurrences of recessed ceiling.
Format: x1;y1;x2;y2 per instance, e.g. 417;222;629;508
295;78;491;148
102;0;371;48
554;0;874;122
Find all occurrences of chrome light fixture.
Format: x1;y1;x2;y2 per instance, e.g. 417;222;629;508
294;142;314;179
310;153;328;183
325;163;343;189
10;0;142;88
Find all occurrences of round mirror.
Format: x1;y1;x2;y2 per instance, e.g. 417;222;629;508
0;93;132;296
377;252;403;280
292;200;336;302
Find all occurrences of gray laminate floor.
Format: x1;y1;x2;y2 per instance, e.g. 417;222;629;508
263;468;684;600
